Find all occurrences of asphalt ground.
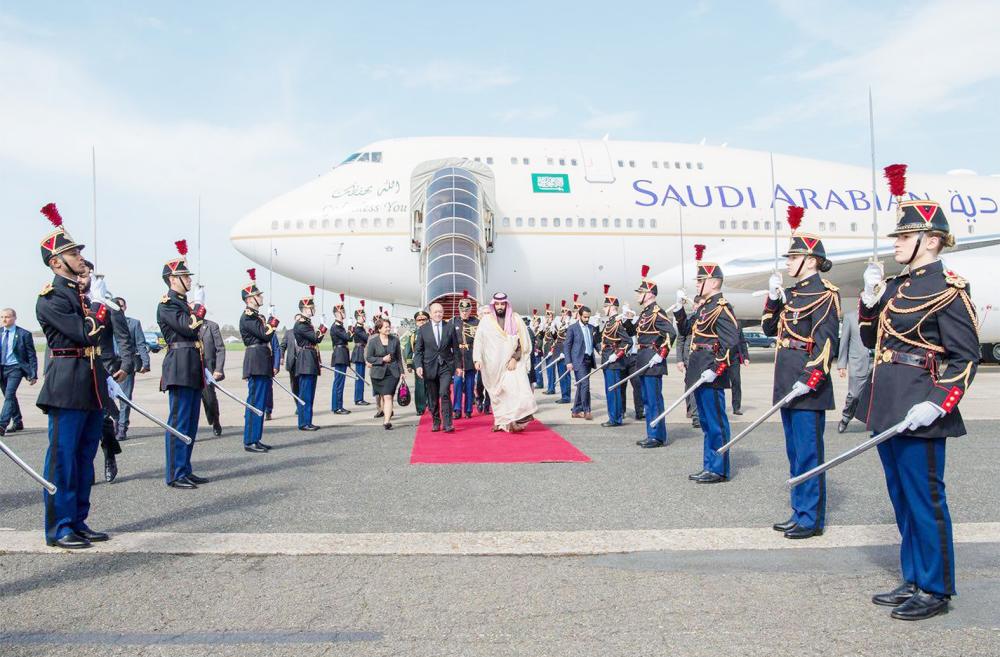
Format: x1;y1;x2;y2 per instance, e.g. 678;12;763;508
1;351;998;656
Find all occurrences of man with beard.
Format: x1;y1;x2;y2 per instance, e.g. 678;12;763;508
473;293;538;433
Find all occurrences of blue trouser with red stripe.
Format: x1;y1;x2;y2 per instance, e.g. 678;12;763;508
43;408;103;542
695;386;731;477
165;385;200;484
781;408;826;531
877;434;955;597
452;371;476;415
353;362;367;403
604;369;623;424
641;375;666;443
244;375;270;445
297;374;317;428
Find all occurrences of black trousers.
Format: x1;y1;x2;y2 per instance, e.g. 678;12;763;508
423;370;454;427
730;362;742;411
201;385;220;427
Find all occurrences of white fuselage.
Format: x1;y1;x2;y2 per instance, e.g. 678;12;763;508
230;136;1000;340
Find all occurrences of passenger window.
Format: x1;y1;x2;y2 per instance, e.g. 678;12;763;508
850;222;857;232
373;217;381;227
528;217;536;227
719;220;726;229
486;157;494;164
638;218;645;228
270;220;278;230
764;221;771;230
829;222;836;231
283;220;291;229
361;218;369;228
602;218;609;228
510;157;518;165
296;219;304;229
729;220;736;229
522;157;529;165
387;217;395;228
570;159;577;166
628;160;635;168
334;218;343;228
753;221;760;230
547;157;554;165
371;152;382;163
617;160;624;168
819;222;826;231
614;218;622;228
358;153;370;162
652;162;658;168
577;218;585;228
686;162;692;169
516;217;523;227
742;220;749;230
697;162;704;170
626;218;634;228
502;217;510;227
559;158;566;166
552;218;560;227
541;217;549;227
650;218;657;228
675;162;681;169
348;218;356;228
322;219;330;228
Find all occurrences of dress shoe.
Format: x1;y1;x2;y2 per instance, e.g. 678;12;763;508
837;418;850;433
299;424;319;431
465;412;473;419
891;589;949;620
601;421;622;428
168;478;198;489
638;439;664;449
356;400;371;406
374;410;384;418
47;534;91;549
688;470;708;481
444;426;455;433
75;528;110;542
695;472;727;484
634;412;645;420
0;426;5;437
772;518;797;532
334;408;351;415
258;442;272;450
584;412;593;420
10;422;25;433
543;391;555;395
555;399;570;404
244;443;268;453
213;423;223;436
104;455;118;483
265;412;272;420
186;474;210;485
571;412;585;419
732;409;743;415
432;423;442;432
784;525;823;539
384;423;393;430
692;418;701;429
872;582;918;607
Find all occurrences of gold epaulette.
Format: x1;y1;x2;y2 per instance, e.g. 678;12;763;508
244;308;254;316
39;283;54;296
160;294;170;304
944;270;968;289
822;279;839;292
717;297;728;306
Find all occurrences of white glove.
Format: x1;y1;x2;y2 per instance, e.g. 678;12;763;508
192;285;207;306
861;262;884;307
649;353;664;365
607;352;619;363
902;401;946;432
90;275;120;309
767;272;783;301
789;381;812;399
675;289;687;305
699;368;718;383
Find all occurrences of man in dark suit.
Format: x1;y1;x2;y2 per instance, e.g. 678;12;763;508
112;297;151;441
564;305;597;420
199;311;226;437
0;308;38;435
413;302;462;432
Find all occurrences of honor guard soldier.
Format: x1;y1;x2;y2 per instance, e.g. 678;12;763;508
451;291;479;419
552;300;572;403
350;301;370;406
34;203;111;548
852;165;978;620
674;246;740;483
633;265;677;448
762;207;841;538
541;304;557;394
402;310;430;415
240;269;276;453
157;239;207;489
620;306;645;421
598;285;629;428
293;285;325;431
329;294;351;414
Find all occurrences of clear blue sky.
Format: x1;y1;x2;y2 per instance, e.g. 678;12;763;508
2;1;998;329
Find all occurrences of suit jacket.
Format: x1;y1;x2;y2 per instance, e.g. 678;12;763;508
365;334;403;380
2;325;38;380
563;320;597;370
126;316;151;371
239;308;275;379
292;318;324;376
281;329;297;374
199;318;226;380
413;320;459;379
836;311;872;396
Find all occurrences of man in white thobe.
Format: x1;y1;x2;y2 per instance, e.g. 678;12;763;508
473;292;538;432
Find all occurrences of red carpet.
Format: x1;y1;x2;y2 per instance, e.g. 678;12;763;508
409;411;591;465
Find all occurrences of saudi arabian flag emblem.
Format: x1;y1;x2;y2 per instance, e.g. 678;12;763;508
531;173;570;193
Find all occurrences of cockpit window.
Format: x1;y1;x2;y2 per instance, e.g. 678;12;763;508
338;151;383;166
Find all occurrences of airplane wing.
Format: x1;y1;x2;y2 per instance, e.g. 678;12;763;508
717;233;1000;293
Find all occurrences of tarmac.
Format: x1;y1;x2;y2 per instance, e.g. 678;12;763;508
1;349;998;656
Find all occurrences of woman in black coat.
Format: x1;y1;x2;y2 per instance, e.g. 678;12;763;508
365;317;404;429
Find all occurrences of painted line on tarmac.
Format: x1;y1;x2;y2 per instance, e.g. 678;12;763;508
0;522;997;556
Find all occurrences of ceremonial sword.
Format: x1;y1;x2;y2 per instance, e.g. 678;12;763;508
608;359;654;391
0;438;57;493
537;351;564;371
571;353;623;388
648;367;721;428
107;376;193;445
321;363;373;388
716;371;823;455
273;377;307;407
787;420;907;489
204;369;264;417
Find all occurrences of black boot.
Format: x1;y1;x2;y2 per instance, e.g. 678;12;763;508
872;582;917;607
104;454;118;483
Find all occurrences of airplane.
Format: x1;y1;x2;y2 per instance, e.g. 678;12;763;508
230;136;1000;358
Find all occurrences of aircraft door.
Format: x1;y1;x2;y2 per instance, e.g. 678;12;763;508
578;140;615;183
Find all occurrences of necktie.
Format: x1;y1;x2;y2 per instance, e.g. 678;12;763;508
1;329;8;364
582;323;592;355
434;322;441;345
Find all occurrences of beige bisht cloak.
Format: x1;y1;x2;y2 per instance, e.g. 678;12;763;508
472;311;538;429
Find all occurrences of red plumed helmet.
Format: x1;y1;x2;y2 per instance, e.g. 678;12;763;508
532;308;538;316
694;244;706;261
339;293;345;302
40;203;63;227
786;206;805;230
573;293;579;302
359;299;365;308
640;264;650;278
175;240;188;256
561;299;567;308
308;285;315;295
545;303;551;310
603;284;610;294
884;164;907;197
462;289;469;298
246;268;256;281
